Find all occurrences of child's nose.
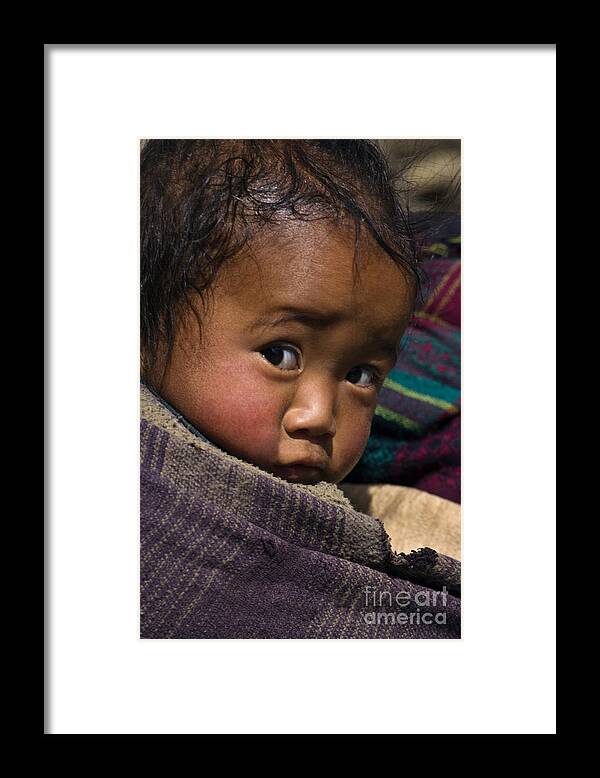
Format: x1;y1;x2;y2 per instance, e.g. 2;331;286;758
283;377;337;439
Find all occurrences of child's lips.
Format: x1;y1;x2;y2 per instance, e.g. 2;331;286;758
272;464;325;483
270;457;328;483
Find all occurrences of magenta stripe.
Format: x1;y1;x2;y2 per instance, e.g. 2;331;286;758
425;263;460;313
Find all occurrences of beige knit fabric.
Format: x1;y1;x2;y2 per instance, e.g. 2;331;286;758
339;483;461;560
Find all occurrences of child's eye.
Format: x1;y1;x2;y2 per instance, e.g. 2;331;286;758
260;344;301;370
346;365;379;387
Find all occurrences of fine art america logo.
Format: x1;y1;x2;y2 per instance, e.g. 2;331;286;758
362;585;449;626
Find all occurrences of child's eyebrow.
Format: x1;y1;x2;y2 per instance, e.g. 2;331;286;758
253;307;342;329
255;307;400;364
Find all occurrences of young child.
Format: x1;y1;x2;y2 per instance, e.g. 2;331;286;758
140;140;460;639
141;140;418;485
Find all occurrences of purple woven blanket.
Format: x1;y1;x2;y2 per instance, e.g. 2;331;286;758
140;384;461;638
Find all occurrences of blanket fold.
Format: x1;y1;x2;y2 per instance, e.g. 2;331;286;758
140;384;461;638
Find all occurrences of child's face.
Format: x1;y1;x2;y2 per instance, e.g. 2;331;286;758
156;221;413;484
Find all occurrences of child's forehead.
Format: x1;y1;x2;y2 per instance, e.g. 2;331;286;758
215;220;414;332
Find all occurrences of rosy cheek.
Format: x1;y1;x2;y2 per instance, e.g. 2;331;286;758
186;371;283;468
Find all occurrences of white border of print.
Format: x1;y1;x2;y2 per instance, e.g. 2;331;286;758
46;44;556;735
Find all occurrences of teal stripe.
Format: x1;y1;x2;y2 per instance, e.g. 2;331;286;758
386;369;460;405
384;377;456;412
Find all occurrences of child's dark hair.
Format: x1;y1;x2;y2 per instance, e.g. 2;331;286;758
140;139;424;378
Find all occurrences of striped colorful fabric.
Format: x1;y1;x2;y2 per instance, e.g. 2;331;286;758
346;236;461;503
140;384;461;639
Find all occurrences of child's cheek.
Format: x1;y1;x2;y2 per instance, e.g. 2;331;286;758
190;370;283;468
335;411;373;481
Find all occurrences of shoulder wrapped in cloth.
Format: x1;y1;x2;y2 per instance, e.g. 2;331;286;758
140;384;460;638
